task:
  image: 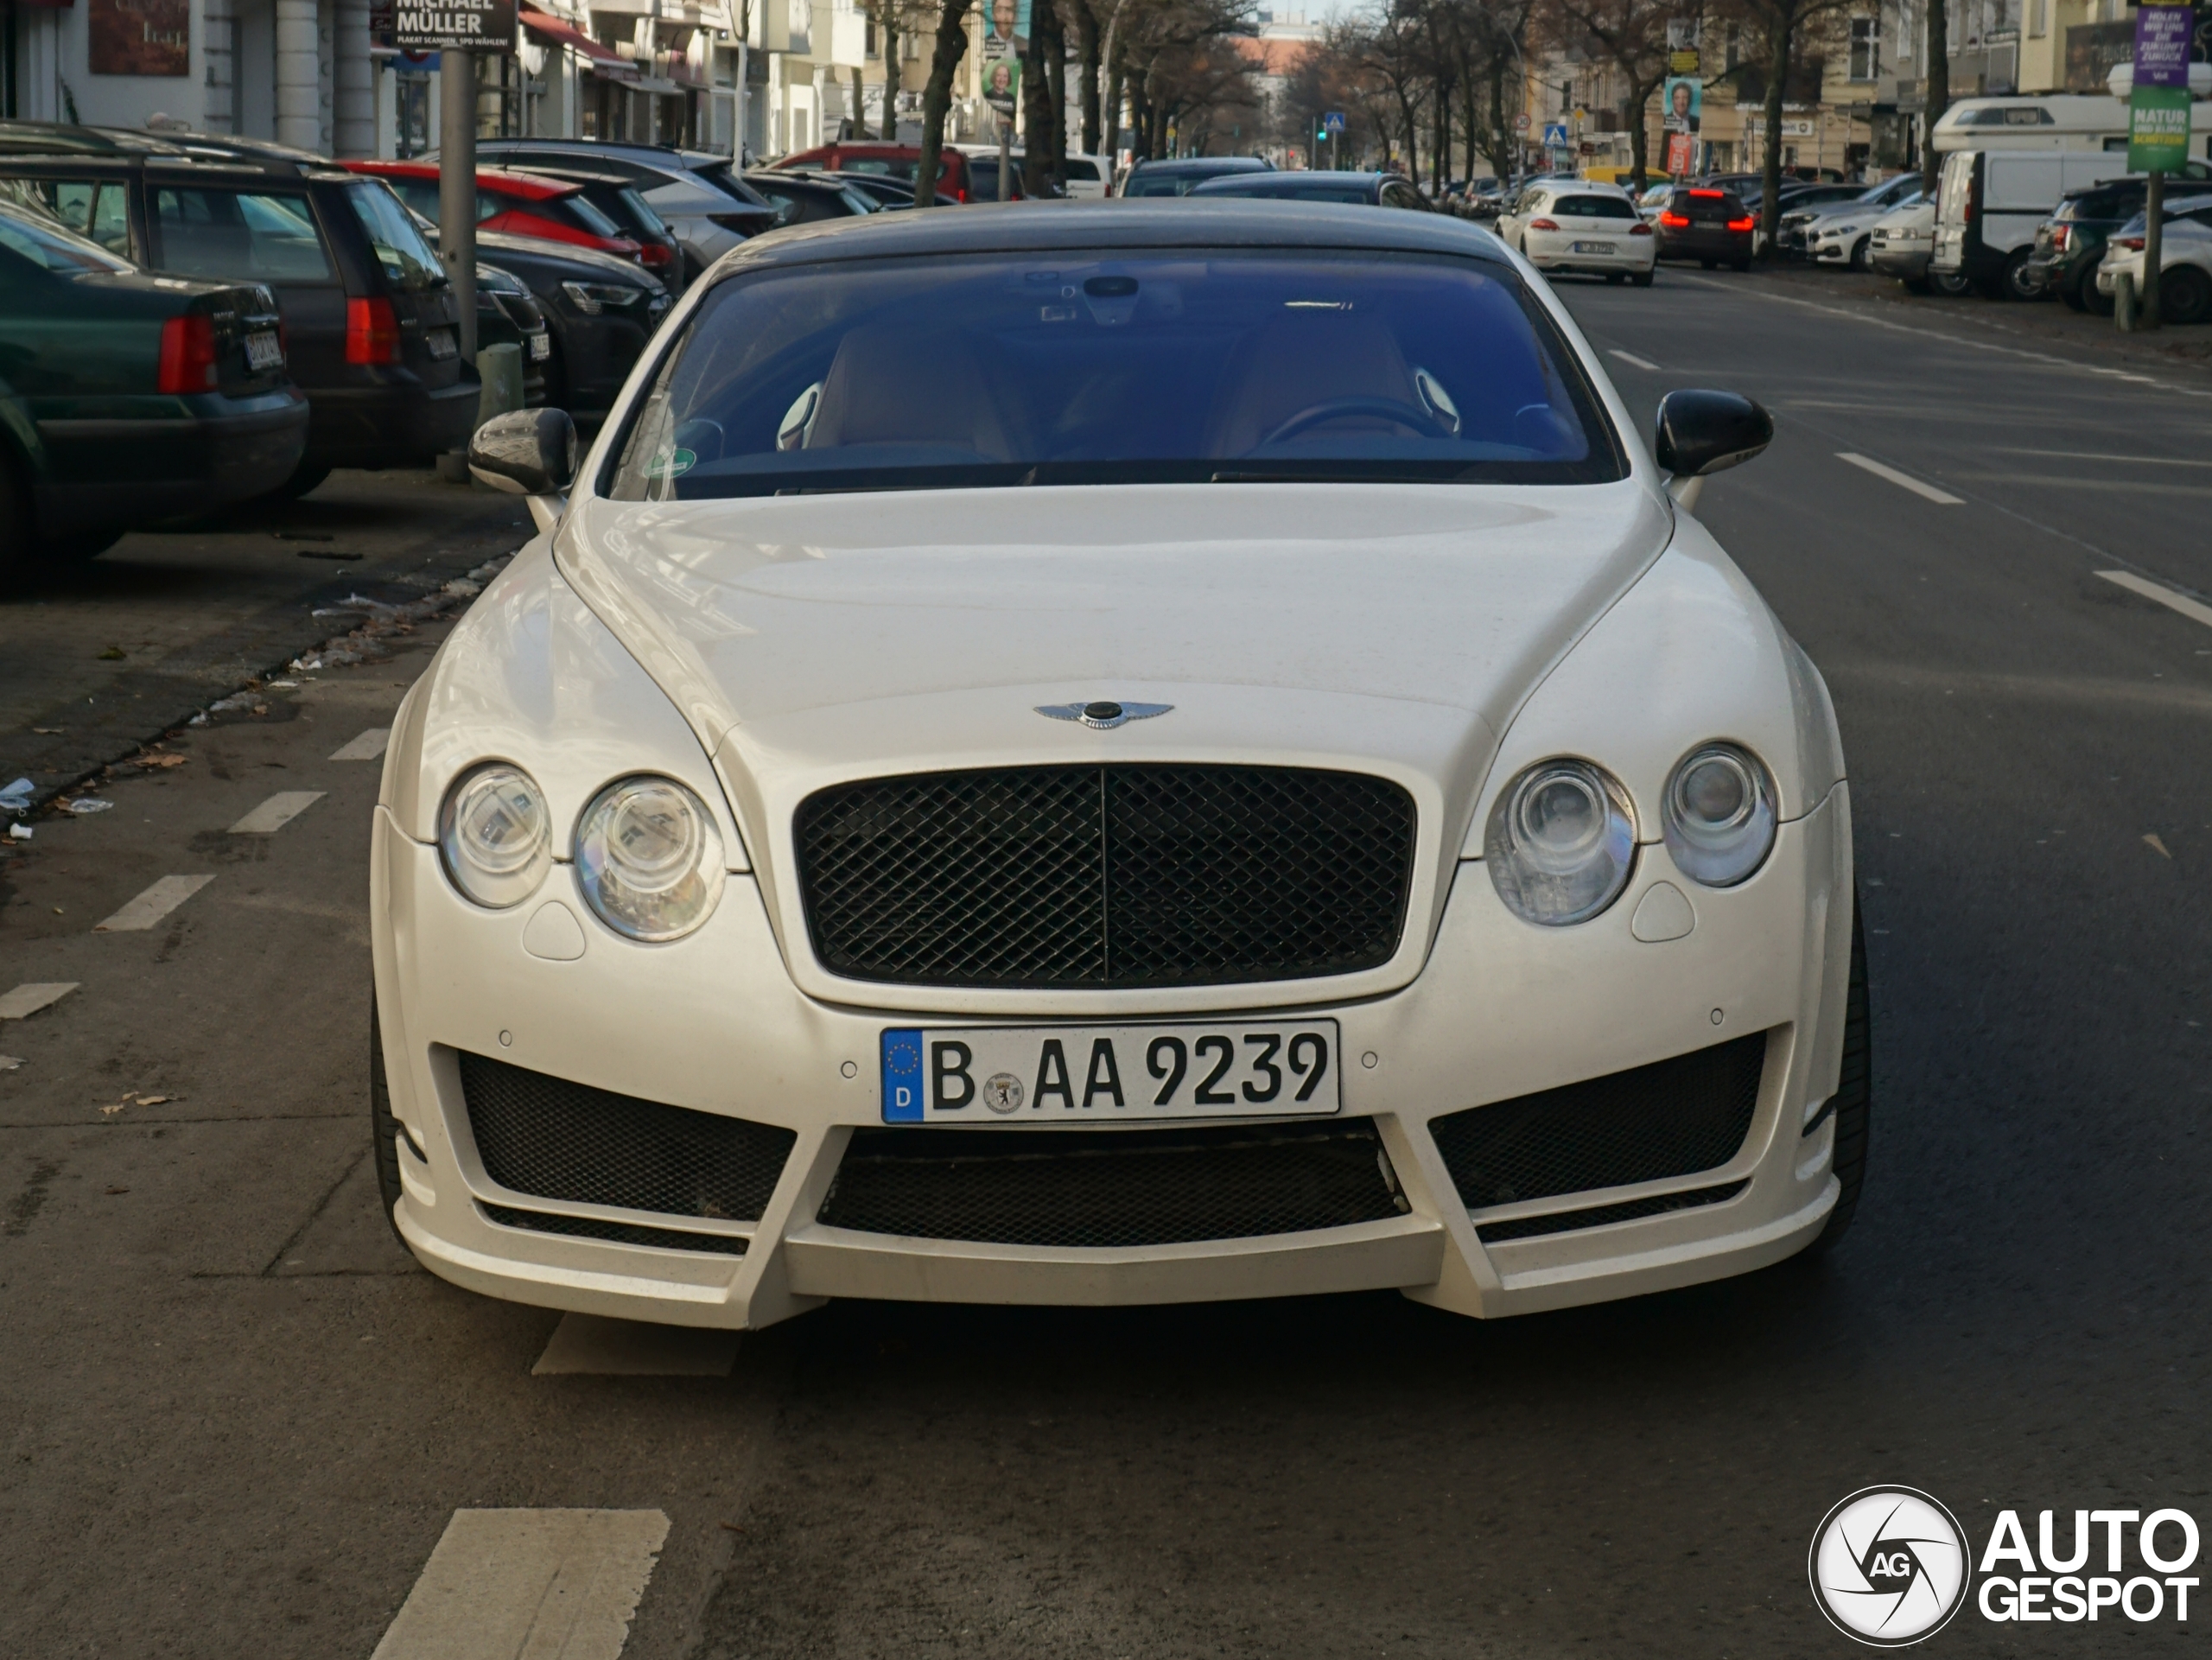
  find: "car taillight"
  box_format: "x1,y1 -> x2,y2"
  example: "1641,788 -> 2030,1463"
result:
1727,216 -> 1755,232
639,242 -> 672,267
156,313 -> 219,393
1689,188 -> 1724,198
345,296 -> 401,365
1658,211 -> 1689,229
2052,225 -> 2071,251
1528,217 -> 1560,232
956,187 -> 969,202
2118,235 -> 2146,251
1630,220 -> 1653,236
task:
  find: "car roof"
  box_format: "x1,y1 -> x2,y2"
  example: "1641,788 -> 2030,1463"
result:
716,199 -> 1505,271
1193,169 -> 1384,189
1125,156 -> 1271,173
1539,181 -> 1632,196
348,160 -> 583,199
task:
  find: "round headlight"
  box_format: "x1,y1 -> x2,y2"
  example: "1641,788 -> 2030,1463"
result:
1484,758 -> 1637,925
439,762 -> 553,908
1662,742 -> 1776,887
575,775 -> 726,941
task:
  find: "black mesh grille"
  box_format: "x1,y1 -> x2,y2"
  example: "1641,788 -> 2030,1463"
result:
459,1052 -> 796,1222
1431,1033 -> 1768,1212
795,765 -> 1415,989
818,1119 -> 1408,1246
1474,1180 -> 1748,1243
483,1203 -> 750,1255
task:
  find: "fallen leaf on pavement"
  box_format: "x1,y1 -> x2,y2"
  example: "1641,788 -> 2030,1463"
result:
2145,833 -> 2173,859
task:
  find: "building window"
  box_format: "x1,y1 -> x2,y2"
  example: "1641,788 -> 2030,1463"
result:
1849,16 -> 1880,79
2028,0 -> 2048,35
1724,22 -> 1742,70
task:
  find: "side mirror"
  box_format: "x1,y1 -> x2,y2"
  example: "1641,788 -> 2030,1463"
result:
469,407 -> 576,500
1653,389 -> 1771,510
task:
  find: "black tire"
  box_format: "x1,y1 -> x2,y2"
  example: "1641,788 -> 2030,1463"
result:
2061,277 -> 2088,312
370,1002 -> 406,1243
2084,283 -> 2116,317
1732,259 -> 1751,273
1902,275 -> 1933,295
1847,235 -> 1871,271
274,461 -> 333,500
2160,264 -> 2212,326
1932,270 -> 1975,298
1807,895 -> 1872,1250
1999,246 -> 2041,302
1700,258 -> 1716,270
1631,269 -> 1655,288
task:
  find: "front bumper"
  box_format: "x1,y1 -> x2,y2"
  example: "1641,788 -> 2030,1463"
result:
372,777 -> 1854,1328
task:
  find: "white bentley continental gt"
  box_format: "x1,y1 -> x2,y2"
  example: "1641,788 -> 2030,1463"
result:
370,201 -> 1867,1331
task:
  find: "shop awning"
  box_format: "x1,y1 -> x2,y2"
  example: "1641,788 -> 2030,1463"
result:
518,8 -> 639,76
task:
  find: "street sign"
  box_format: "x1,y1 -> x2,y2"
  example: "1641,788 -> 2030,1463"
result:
375,0 -> 514,53
2129,0 -> 2192,172
1514,112 -> 1529,132
1542,122 -> 1568,147
1321,111 -> 1346,134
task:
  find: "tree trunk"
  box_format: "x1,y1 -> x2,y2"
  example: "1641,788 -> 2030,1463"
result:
1104,58 -> 1123,163
880,12 -> 901,139
849,65 -> 864,140
1759,8 -> 1794,251
1923,0 -> 1949,172
1075,0 -> 1100,156
1431,75 -> 1450,193
1046,0 -> 1068,176
1127,73 -> 1148,161
1021,0 -> 1055,194
914,0 -> 975,210
1625,77 -> 1649,194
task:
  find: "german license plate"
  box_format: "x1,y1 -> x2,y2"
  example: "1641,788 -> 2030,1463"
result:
426,328 -> 458,359
881,1021 -> 1341,1124
528,329 -> 551,360
244,330 -> 283,371
1571,240 -> 1616,254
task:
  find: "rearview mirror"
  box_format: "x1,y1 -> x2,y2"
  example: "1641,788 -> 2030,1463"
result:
1653,390 -> 1772,502
468,408 -> 577,499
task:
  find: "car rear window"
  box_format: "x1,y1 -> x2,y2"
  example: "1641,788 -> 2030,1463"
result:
154,187 -> 333,281
1671,190 -> 1745,215
607,248 -> 1621,499
0,199 -> 135,274
837,156 -> 909,178
1553,194 -> 1637,219
618,187 -> 671,235
1205,183 -> 1372,203
1122,173 -> 1193,197
1064,159 -> 1101,181
3,178 -> 132,256
346,180 -> 443,291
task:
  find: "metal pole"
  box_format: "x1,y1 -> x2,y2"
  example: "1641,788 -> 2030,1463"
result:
999,112 -> 1011,200
2143,167 -> 2164,330
441,48 -> 478,361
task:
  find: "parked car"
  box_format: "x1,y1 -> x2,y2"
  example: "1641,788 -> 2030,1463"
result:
0,195 -> 308,578
410,200 -> 1862,1334
1117,156 -> 1273,196
477,163 -> 686,292
2024,169 -> 2212,312
1648,185 -> 1752,270
1061,152 -> 1114,200
1495,181 -> 1654,278
1867,199 -> 1972,295
0,124 -> 477,496
743,171 -> 881,224
775,170 -> 959,210
1773,181 -> 1885,252
407,210 -> 671,423
475,139 -> 774,281
955,148 -> 1035,202
342,161 -> 645,267
769,142 -> 980,203
1931,148 -> 2212,298
472,262 -> 551,404
1789,174 -> 1922,265
2094,195 -> 2212,323
1190,170 -> 1437,212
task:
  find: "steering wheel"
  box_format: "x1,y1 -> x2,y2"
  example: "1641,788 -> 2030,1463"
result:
1254,396 -> 1456,450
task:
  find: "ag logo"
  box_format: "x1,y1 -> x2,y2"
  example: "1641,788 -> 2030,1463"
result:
1809,1487 -> 1971,1646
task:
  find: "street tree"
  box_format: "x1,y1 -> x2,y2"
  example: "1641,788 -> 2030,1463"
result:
1532,0 -> 1673,192
1719,0 -> 1852,245
913,0 -> 977,208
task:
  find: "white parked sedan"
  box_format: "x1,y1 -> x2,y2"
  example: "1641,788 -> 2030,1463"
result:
373,202 -> 1866,1333
1497,182 -> 1659,284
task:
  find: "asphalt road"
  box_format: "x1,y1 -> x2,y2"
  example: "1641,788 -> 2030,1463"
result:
4,270 -> 2211,1660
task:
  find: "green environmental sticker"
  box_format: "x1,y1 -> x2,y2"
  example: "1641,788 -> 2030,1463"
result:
646,447 -> 696,480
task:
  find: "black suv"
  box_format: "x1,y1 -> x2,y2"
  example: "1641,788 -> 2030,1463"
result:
0,123 -> 479,493
2024,164 -> 2212,313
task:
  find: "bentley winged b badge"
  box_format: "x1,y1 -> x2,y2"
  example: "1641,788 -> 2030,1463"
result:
1034,700 -> 1174,731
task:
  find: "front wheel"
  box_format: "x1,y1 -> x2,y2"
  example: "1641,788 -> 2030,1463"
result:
1807,895 -> 1872,1250
2161,264 -> 2212,326
1931,269 -> 1975,297
1847,236 -> 1871,271
1999,247 -> 2042,302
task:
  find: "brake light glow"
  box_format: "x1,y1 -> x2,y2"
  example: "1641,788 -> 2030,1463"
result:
2117,234 -> 2146,251
156,313 -> 219,393
1630,221 -> 1653,236
1528,217 -> 1561,232
1689,188 -> 1725,198
345,296 -> 401,365
1658,211 -> 1689,229
1727,216 -> 1756,232
638,242 -> 673,268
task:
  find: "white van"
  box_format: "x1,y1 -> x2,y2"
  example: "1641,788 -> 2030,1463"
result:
1931,95 -> 2212,158
1931,145 -> 2212,295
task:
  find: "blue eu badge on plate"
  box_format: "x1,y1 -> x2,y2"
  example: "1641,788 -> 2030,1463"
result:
881,1029 -> 925,1123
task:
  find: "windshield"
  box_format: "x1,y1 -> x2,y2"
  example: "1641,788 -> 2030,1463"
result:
607,249 -> 1620,500
346,180 -> 444,289
556,190 -> 624,238
0,196 -> 136,273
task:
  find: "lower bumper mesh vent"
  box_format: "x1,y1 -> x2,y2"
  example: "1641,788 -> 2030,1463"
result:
818,1119 -> 1408,1248
458,1051 -> 795,1223
1431,1033 -> 1768,1213
483,1203 -> 749,1255
1474,1180 -> 1748,1243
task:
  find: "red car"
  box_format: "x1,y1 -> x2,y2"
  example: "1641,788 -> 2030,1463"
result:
340,161 -> 645,264
769,143 -> 987,204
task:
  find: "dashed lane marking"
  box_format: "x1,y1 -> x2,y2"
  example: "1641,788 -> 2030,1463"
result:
1837,451 -> 1965,505
2097,569 -> 2212,630
0,983 -> 78,1021
330,728 -> 391,761
533,1313 -> 741,1377
369,1509 -> 670,1660
94,875 -> 214,933
1607,347 -> 1662,371
228,791 -> 326,835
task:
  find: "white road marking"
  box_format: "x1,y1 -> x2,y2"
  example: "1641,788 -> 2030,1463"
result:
1607,347 -> 1662,371
0,983 -> 78,1021
369,1509 -> 669,1660
330,727 -> 391,761
1836,452 -> 1965,505
2097,569 -> 2212,630
533,1313 -> 741,1377
228,791 -> 326,835
94,875 -> 214,932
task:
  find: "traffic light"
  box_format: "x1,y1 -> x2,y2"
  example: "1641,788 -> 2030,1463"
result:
1317,128 -> 1328,143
